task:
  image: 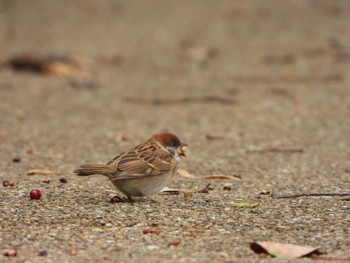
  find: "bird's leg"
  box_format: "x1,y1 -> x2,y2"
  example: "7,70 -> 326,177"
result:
123,195 -> 135,203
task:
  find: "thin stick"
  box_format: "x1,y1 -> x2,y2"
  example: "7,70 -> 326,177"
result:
124,95 -> 235,105
247,147 -> 304,154
230,74 -> 343,83
273,192 -> 350,199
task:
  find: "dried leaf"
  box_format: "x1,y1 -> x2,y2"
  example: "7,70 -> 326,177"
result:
231,202 -> 259,208
26,169 -> 55,176
160,187 -> 182,195
250,241 -> 321,259
202,175 -> 236,180
5,52 -> 92,77
177,169 -> 197,179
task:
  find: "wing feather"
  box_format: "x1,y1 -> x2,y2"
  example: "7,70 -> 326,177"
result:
107,143 -> 174,180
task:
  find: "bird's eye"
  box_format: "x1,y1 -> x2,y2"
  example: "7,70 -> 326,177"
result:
172,142 -> 178,147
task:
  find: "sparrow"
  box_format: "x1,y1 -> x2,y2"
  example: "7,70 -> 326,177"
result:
74,132 -> 188,201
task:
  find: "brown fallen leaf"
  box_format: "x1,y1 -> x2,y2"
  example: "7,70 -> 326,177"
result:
177,169 -> 197,179
250,241 -> 321,259
5,52 -> 92,77
202,175 -> 237,180
26,169 -> 56,176
177,169 -> 241,180
159,187 -> 182,195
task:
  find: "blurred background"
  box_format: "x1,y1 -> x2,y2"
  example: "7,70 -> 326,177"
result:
0,0 -> 349,177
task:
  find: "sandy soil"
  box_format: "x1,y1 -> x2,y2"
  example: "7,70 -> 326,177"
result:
0,0 -> 349,262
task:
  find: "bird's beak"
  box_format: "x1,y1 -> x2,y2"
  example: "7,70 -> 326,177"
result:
177,143 -> 189,157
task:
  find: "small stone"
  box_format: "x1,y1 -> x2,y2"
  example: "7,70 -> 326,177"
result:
259,190 -> 272,195
38,250 -> 47,256
59,178 -> 68,183
147,245 -> 159,251
70,249 -> 77,256
3,180 -> 15,187
102,255 -> 110,260
26,148 -> 33,154
42,178 -> 50,184
143,227 -> 161,234
223,183 -> 232,191
168,240 -> 181,246
12,157 -> 21,163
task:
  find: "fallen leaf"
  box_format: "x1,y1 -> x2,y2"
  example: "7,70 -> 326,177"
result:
5,52 -> 92,77
159,187 -> 182,195
231,202 -> 259,208
202,175 -> 236,180
177,169 -> 197,179
26,169 -> 55,176
250,241 -> 321,259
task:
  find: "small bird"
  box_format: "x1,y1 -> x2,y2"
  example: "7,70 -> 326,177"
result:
74,132 -> 188,201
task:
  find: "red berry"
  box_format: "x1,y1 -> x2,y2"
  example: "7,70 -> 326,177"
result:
30,189 -> 42,200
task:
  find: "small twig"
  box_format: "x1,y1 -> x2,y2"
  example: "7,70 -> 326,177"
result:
124,95 -> 235,105
196,183 -> 214,194
273,192 -> 350,199
247,147 -> 304,154
230,74 -> 343,83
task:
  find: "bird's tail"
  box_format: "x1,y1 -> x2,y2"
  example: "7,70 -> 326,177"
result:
74,164 -> 115,176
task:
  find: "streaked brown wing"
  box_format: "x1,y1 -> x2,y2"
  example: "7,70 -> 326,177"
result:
108,143 -> 173,180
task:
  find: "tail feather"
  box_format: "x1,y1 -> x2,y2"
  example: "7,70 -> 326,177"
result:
74,164 -> 115,176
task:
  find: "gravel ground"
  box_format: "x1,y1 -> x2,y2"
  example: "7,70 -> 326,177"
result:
1,0 -> 350,262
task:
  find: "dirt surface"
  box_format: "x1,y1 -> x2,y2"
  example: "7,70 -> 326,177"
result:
1,0 -> 350,262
